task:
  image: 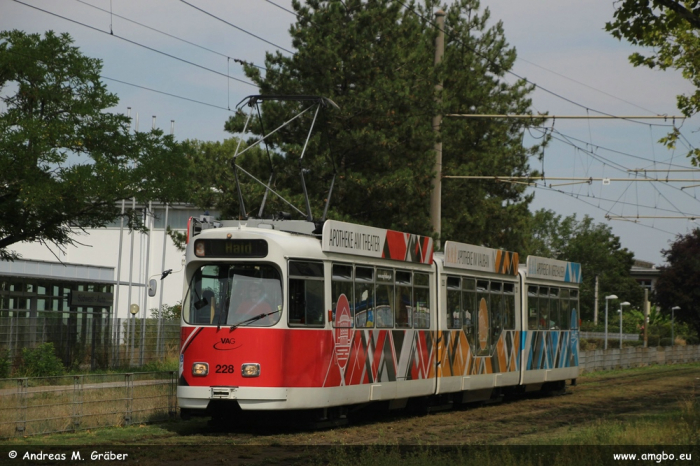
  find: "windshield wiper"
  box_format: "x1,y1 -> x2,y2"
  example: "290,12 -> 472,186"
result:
216,305 -> 229,331
230,307 -> 281,329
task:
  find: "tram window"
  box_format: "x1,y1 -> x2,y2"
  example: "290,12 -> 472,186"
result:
527,285 -> 538,330
447,276 -> 461,329
503,283 -> 515,330
185,264 -> 225,325
227,265 -> 282,327
396,270 -> 412,328
333,264 -> 353,280
462,279 -> 476,346
332,263 -> 353,327
549,288 -> 561,329
376,269 -> 394,328
288,261 -> 325,327
413,272 -> 430,329
560,290 -> 571,330
290,261 -> 323,278
355,267 -> 375,328
183,264 -> 282,327
475,281 -> 490,355
570,289 -> 580,330
538,287 -> 551,329
490,281 -> 503,344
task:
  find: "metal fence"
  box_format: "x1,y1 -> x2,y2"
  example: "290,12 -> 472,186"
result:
0,372 -> 176,438
0,310 -> 180,371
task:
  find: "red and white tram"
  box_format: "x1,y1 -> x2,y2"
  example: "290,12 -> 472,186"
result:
177,218 -> 581,422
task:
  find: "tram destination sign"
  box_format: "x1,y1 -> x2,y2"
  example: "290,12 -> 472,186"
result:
322,220 -> 433,264
443,241 -> 519,276
526,255 -> 582,283
194,239 -> 268,258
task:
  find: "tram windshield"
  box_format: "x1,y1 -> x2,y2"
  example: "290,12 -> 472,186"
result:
183,263 -> 282,327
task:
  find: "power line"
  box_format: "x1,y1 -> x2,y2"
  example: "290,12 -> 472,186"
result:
514,56 -> 662,116
394,1 -> 674,127
534,127 -> 693,170
101,76 -> 233,112
178,0 -> 294,55
530,127 -> 700,212
75,0 -> 267,71
533,185 -> 679,235
2,46 -> 234,114
262,0 -> 299,18
447,114 -> 682,120
12,0 -> 257,87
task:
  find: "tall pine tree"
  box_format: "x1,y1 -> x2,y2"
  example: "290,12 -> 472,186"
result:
225,0 -> 544,251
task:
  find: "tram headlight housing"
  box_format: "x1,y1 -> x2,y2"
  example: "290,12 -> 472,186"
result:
192,362 -> 209,377
241,363 -> 260,378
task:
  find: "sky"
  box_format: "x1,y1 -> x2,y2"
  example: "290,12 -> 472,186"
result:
2,0 -> 699,266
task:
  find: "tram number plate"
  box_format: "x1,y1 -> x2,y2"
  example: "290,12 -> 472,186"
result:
215,364 -> 235,373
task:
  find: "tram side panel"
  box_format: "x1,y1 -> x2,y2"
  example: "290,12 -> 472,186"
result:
434,244 -> 523,399
325,259 -> 439,404
519,256 -> 581,388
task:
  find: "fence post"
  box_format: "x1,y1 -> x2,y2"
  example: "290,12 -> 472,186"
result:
15,378 -> 27,436
168,371 -> 176,419
72,375 -> 83,431
124,373 -> 133,426
156,318 -> 162,361
8,316 -> 14,361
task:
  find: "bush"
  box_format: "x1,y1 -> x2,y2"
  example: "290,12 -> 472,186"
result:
18,342 -> 65,377
580,339 -> 601,350
0,348 -> 11,378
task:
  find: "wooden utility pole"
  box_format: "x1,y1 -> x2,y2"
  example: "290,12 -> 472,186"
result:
594,275 -> 599,325
430,10 -> 445,249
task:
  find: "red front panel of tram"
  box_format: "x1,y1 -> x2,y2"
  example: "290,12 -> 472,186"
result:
180,327 -> 437,388
181,327 -> 334,387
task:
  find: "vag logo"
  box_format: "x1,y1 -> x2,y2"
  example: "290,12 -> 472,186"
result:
213,337 -> 242,351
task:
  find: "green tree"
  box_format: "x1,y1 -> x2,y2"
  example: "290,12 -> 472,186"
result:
150,302 -> 182,321
606,1 -> 700,164
654,228 -> 700,336
185,138 -> 278,219
0,30 -> 190,260
225,0 -> 543,250
526,209 -> 644,320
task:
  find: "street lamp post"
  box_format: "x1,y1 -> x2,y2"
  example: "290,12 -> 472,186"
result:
605,294 -> 618,350
671,306 -> 680,347
619,301 -> 630,349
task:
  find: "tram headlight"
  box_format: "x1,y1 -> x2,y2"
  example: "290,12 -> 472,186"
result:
194,240 -> 205,257
241,363 -> 260,378
192,362 -> 209,376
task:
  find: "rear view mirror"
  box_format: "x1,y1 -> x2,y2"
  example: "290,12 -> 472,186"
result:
148,279 -> 157,297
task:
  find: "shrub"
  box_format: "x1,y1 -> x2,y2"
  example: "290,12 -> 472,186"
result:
0,348 -> 11,378
18,342 -> 65,377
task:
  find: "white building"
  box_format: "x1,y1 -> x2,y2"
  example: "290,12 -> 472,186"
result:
3,204 -> 214,319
